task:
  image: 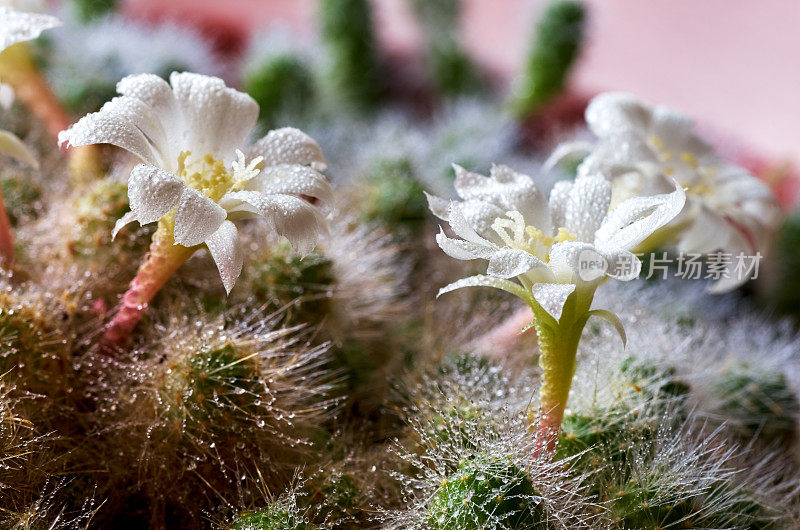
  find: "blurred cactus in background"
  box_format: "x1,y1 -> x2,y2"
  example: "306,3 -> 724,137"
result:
408,0 -> 485,98
243,53 -> 316,128
319,0 -> 385,113
510,0 -> 585,117
69,0 -> 118,23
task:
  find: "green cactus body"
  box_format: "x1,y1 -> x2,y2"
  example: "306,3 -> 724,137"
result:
0,175 -> 41,226
227,507 -> 309,530
70,0 -> 118,23
426,457 -> 548,529
243,55 -> 315,127
360,157 -> 427,231
711,365 -> 799,444
511,0 -> 585,117
319,0 -> 384,112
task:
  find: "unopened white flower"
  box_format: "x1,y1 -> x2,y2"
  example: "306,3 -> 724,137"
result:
429,164 -> 685,319
59,72 -> 333,293
548,92 -> 782,292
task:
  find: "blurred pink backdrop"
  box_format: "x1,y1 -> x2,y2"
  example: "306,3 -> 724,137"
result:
122,0 -> 800,168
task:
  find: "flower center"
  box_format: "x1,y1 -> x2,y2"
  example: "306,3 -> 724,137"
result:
176,150 -> 263,202
491,211 -> 575,261
647,135 -> 701,176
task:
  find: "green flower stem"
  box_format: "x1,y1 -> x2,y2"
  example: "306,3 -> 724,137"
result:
0,187 -> 14,266
528,285 -> 595,456
100,217 -> 195,352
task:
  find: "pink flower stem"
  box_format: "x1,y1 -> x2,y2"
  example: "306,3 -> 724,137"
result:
100,222 -> 194,352
0,187 -> 14,266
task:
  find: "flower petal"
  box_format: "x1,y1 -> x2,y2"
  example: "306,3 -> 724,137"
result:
600,249 -> 642,281
247,164 -> 333,207
531,283 -> 576,320
548,180 -> 573,229
435,228 -> 494,260
487,248 -> 543,279
564,175 -> 612,241
425,192 -> 451,221
58,96 -> 162,166
437,274 -> 529,300
220,190 -> 327,256
543,141 -> 594,173
173,187 -> 227,247
250,127 -> 327,171
548,241 -> 605,283
448,201 -> 497,247
585,92 -> 650,138
595,181 -> 686,250
127,164 -> 184,225
169,72 -> 258,161
0,6 -> 60,49
0,129 -> 38,168
111,210 -> 138,240
205,220 -> 243,294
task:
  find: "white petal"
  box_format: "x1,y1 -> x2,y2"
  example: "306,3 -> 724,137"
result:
247,164 -> 333,207
531,283 -> 576,320
547,241 -> 604,282
173,188 -> 227,247
0,82 -> 14,109
127,164 -> 184,224
205,220 -> 243,294
0,6 -> 60,50
577,133 -> 657,178
0,129 -> 38,168
564,175 -> 612,241
250,127 -> 327,170
58,96 -> 162,166
425,192 -> 451,221
651,104 -> 712,157
543,141 -> 594,173
221,190 -> 327,255
169,72 -> 258,161
437,274 -> 529,300
458,199 -> 507,243
548,180 -> 573,229
601,249 -> 642,281
448,201 -> 496,247
487,248 -> 543,279
585,92 -> 650,138
435,229 -> 494,260
596,181 -> 686,250
111,210 -> 138,240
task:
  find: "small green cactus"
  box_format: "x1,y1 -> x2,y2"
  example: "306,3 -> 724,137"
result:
0,292 -> 70,394
360,157 -> 427,232
159,344 -> 261,431
246,242 -> 335,324
510,0 -> 585,117
0,174 -> 42,226
770,210 -> 800,316
710,364 -> 799,444
227,495 -> 310,530
426,456 -> 548,529
59,75 -> 118,116
319,0 -> 385,112
66,180 -> 150,261
69,0 -> 117,23
243,54 -> 315,127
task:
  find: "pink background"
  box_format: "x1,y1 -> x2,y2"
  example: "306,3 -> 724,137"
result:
123,0 -> 800,168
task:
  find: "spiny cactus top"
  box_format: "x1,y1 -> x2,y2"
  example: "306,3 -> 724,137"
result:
0,2 -> 59,50
428,164 -> 685,320
58,72 -> 333,293
551,92 -> 782,292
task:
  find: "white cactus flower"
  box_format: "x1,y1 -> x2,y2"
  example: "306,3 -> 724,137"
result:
0,3 -> 58,168
547,92 -> 783,292
59,72 -> 333,293
0,3 -> 59,50
429,164 -> 685,319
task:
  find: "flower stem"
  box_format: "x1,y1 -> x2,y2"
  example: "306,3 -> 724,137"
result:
0,187 -> 14,266
0,43 -> 102,179
532,321 -> 581,456
100,221 -> 194,351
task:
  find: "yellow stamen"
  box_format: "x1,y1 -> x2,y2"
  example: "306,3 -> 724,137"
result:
680,151 -> 698,169
648,135 -> 665,150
